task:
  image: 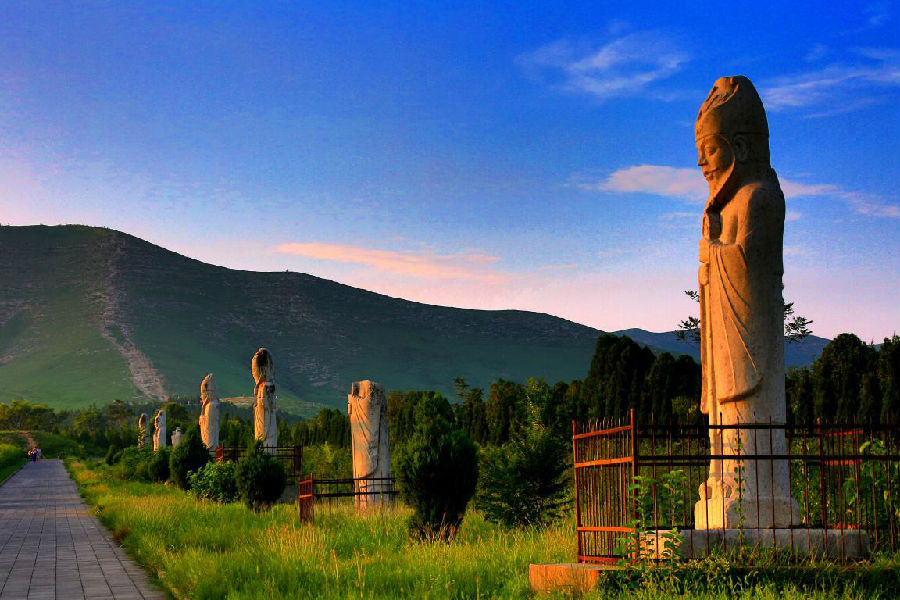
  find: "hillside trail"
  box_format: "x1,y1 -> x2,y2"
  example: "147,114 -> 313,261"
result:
15,430 -> 36,449
99,234 -> 167,402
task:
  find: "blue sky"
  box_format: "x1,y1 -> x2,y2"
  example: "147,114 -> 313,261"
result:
1,1 -> 898,341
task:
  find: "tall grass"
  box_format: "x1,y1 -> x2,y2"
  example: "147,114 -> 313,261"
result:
0,442 -> 25,482
67,460 -> 898,600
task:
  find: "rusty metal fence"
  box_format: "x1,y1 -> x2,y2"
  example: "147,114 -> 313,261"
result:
573,410 -> 900,562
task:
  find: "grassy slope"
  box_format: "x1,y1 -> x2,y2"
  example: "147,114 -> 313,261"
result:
0,226 -> 137,407
1,225 -> 599,413
68,460 -> 897,600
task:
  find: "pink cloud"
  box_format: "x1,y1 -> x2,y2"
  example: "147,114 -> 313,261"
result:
276,242 -> 507,283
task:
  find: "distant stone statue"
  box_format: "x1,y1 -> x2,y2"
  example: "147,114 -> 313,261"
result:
252,348 -> 277,452
137,413 -> 148,448
694,75 -> 798,529
171,426 -> 183,448
348,380 -> 392,508
199,373 -> 220,449
152,409 -> 166,451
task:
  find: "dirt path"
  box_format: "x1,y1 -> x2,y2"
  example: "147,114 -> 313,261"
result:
99,235 -> 168,402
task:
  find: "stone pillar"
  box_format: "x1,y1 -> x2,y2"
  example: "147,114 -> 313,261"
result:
693,75 -> 798,530
252,348 -> 277,452
199,373 -> 220,449
137,413 -> 148,448
152,410 -> 166,451
348,380 -> 392,508
171,427 -> 183,448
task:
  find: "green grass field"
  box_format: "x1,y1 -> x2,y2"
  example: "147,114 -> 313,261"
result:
67,459 -> 898,600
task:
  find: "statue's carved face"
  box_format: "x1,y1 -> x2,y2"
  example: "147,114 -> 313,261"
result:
696,134 -> 733,189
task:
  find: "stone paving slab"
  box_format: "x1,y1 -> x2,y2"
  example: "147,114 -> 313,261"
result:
0,460 -> 165,599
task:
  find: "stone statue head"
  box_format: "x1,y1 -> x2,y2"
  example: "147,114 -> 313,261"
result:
695,76 -> 771,207
201,373 -> 218,406
252,348 -> 274,385
138,413 -> 147,428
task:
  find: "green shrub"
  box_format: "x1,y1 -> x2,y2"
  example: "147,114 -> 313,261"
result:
189,460 -> 239,503
235,442 -> 286,510
104,444 -> 119,466
475,386 -> 569,527
169,427 -> 210,490
118,446 -> 152,481
147,447 -> 171,482
0,443 -> 22,469
397,394 -> 478,541
476,423 -> 568,527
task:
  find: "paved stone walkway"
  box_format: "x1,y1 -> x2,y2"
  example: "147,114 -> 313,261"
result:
0,460 -> 165,599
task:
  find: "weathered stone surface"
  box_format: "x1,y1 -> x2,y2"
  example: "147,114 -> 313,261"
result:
640,528 -> 870,560
199,373 -> 220,449
152,409 -> 166,451
171,426 -> 183,447
252,348 -> 277,451
695,75 -> 798,530
348,380 -> 392,508
137,413 -> 148,448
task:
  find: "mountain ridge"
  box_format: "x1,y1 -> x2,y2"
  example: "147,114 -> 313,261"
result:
0,225 -> 831,415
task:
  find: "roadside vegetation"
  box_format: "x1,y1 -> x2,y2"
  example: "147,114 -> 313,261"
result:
68,458 -> 898,600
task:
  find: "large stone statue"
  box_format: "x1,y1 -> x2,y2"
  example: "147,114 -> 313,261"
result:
137,413 -> 148,448
694,75 -> 797,529
348,380 -> 392,508
171,426 -> 183,448
252,348 -> 277,451
199,373 -> 220,449
152,409 -> 166,451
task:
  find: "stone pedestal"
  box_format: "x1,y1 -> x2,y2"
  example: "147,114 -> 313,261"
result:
528,563 -> 621,595
348,380 -> 392,509
640,528 -> 870,560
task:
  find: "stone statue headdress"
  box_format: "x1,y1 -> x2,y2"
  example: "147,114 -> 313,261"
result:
695,75 -> 774,212
695,75 -> 768,140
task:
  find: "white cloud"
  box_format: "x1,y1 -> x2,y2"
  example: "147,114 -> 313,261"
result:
518,31 -> 689,101
761,48 -> 899,114
578,165 -> 898,218
577,165 -> 705,199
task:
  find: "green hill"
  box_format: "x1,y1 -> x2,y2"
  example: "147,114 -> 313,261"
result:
0,225 -> 601,415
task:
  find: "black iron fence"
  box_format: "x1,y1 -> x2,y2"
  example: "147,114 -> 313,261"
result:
573,410 -> 900,563
215,445 -> 303,482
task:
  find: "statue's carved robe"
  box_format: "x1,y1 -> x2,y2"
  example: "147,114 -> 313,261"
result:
701,179 -> 785,416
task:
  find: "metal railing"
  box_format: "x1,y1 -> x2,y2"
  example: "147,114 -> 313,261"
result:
573,410 -> 900,563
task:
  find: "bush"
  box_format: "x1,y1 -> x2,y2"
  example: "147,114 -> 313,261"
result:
476,422 -> 568,527
147,447 -> 171,482
235,442 -> 286,510
169,427 -> 210,490
104,444 -> 120,466
117,446 -> 152,481
397,394 -> 478,541
189,461 -> 239,503
0,443 -> 22,469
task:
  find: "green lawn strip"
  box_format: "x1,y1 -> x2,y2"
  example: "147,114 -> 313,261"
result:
66,459 -> 568,599
65,459 -> 900,600
0,459 -> 25,485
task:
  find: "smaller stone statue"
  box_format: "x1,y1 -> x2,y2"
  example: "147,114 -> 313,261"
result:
251,348 -> 277,452
171,426 -> 183,448
348,380 -> 392,508
152,409 -> 166,451
137,413 -> 148,448
199,373 -> 220,449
